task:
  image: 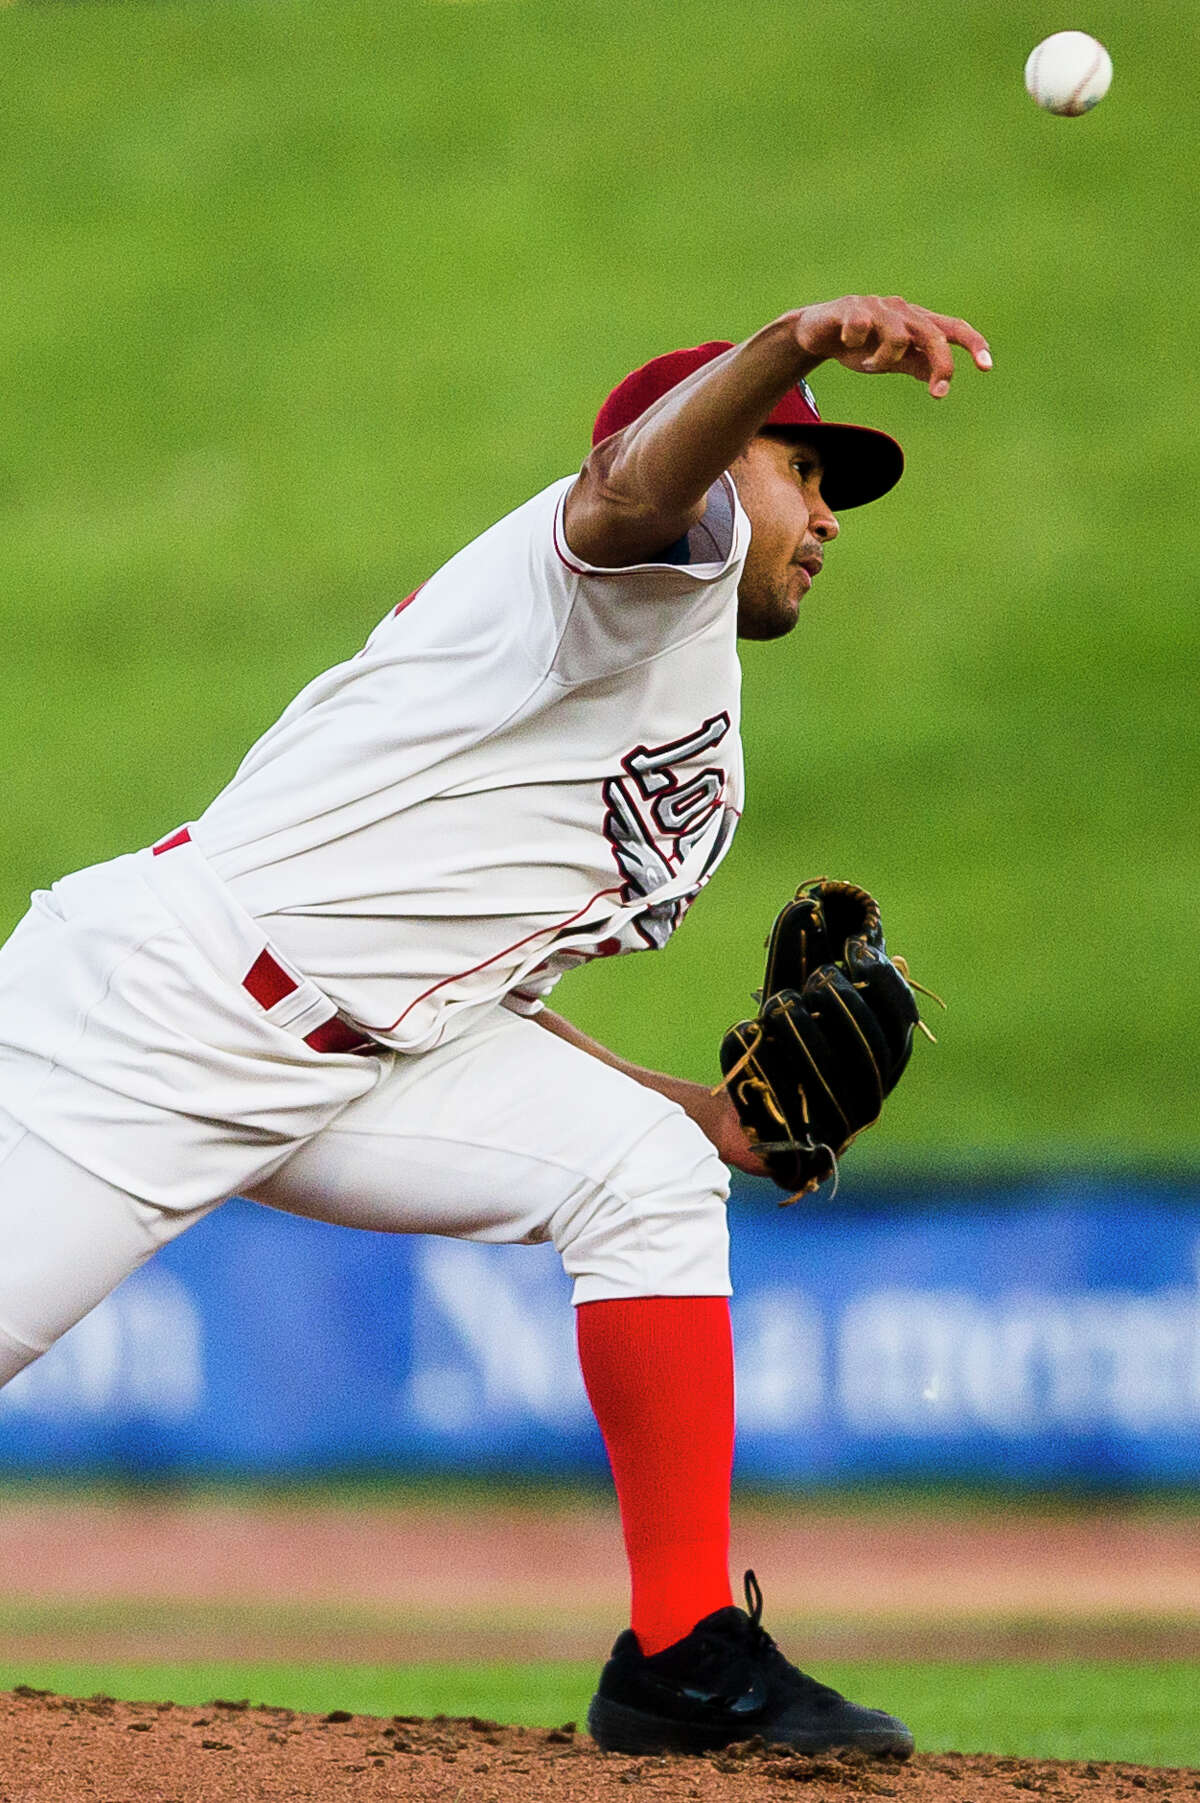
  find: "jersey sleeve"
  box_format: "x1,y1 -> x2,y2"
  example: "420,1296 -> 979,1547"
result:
551,474 -> 743,593
542,474 -> 747,683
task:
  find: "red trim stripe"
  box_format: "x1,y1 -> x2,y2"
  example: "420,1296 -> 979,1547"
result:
552,495 -> 593,577
241,951 -> 376,1054
242,949 -> 299,1011
393,581 -> 426,617
152,826 -> 192,856
381,882 -> 625,1033
303,1016 -> 376,1056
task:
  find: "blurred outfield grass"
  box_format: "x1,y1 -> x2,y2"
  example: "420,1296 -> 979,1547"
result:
0,0 -> 1195,1170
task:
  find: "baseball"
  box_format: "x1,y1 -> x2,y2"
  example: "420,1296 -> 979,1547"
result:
1024,31 -> 1112,115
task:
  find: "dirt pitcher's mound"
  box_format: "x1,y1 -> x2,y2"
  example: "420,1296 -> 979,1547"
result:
0,1689 -> 1193,1802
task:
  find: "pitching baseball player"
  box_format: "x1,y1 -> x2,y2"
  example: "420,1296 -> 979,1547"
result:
0,295 -> 990,1757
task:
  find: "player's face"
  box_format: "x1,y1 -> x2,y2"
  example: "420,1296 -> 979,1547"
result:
733,434 -> 839,641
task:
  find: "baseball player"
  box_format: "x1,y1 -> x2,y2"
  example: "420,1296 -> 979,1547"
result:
0,295 -> 990,1757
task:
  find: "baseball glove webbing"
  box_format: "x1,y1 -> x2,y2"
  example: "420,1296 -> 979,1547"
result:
717,879 -> 942,1203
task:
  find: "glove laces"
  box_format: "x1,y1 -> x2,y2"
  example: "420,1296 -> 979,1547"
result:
891,954 -> 946,1044
711,1026 -> 839,1205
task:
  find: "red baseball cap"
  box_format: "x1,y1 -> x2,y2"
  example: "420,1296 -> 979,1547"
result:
592,341 -> 904,510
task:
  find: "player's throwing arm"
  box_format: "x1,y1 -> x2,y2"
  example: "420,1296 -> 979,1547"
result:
566,295 -> 991,569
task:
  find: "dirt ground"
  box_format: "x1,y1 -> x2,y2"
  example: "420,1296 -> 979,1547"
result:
3,1689 -> 1198,1803
1,1494 -> 1198,1799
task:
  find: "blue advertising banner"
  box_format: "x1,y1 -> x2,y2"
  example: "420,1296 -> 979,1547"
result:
2,1177 -> 1198,1485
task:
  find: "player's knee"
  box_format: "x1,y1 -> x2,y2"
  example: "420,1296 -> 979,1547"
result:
552,1106 -> 731,1304
0,1321 -> 41,1389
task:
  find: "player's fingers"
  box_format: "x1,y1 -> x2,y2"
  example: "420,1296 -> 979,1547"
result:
837,305 -> 876,352
928,311 -> 993,372
879,301 -> 992,390
909,324 -> 958,398
861,335 -> 911,373
879,301 -> 982,395
859,307 -> 914,373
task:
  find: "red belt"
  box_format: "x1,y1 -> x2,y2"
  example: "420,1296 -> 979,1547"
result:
152,828 -> 381,1057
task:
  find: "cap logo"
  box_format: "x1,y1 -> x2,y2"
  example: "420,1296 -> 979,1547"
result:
798,376 -> 819,417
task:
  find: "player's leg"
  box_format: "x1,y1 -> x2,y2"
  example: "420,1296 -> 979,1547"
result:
0,859 -> 364,1390
249,1004 -> 737,1648
0,876 -> 224,1385
0,1110 -> 218,1387
251,1006 -> 913,1759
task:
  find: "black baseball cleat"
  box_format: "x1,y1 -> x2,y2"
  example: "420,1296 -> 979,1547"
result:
588,1570 -> 915,1759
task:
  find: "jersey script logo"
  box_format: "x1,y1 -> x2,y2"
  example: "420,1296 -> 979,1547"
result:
603,713 -> 733,948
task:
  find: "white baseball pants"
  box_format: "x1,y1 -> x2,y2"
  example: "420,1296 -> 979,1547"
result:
0,850 -> 730,1390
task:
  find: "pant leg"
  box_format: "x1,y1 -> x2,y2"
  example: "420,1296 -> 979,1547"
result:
0,867 -> 379,1215
252,1006 -> 739,1649
0,1109 -> 217,1387
251,1007 -> 732,1302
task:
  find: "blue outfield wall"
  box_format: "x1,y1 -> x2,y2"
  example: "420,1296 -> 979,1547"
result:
2,1177 -> 1199,1485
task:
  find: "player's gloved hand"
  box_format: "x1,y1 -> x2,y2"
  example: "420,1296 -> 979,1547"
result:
718,880 -> 935,1201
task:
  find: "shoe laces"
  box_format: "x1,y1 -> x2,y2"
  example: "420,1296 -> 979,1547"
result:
739,1570 -> 842,1703
741,1568 -> 786,1664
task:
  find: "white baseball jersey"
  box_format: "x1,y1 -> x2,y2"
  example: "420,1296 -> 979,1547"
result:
188,471 -> 750,1053
0,469 -> 745,1314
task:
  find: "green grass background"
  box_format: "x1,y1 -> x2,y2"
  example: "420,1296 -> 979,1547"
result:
0,0 -> 1195,1172
2,1658 -> 1197,1767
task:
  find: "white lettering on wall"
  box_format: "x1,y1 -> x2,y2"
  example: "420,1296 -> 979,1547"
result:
408,1241 -> 587,1429
837,1251 -> 1200,1436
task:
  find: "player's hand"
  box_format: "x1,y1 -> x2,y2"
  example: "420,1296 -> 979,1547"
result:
789,296 -> 992,398
710,1089 -> 773,1179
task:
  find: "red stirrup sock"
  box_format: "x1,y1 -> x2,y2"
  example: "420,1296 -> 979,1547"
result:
576,1295 -> 735,1656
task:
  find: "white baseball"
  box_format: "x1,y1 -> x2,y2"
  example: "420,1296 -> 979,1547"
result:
1024,31 -> 1113,115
